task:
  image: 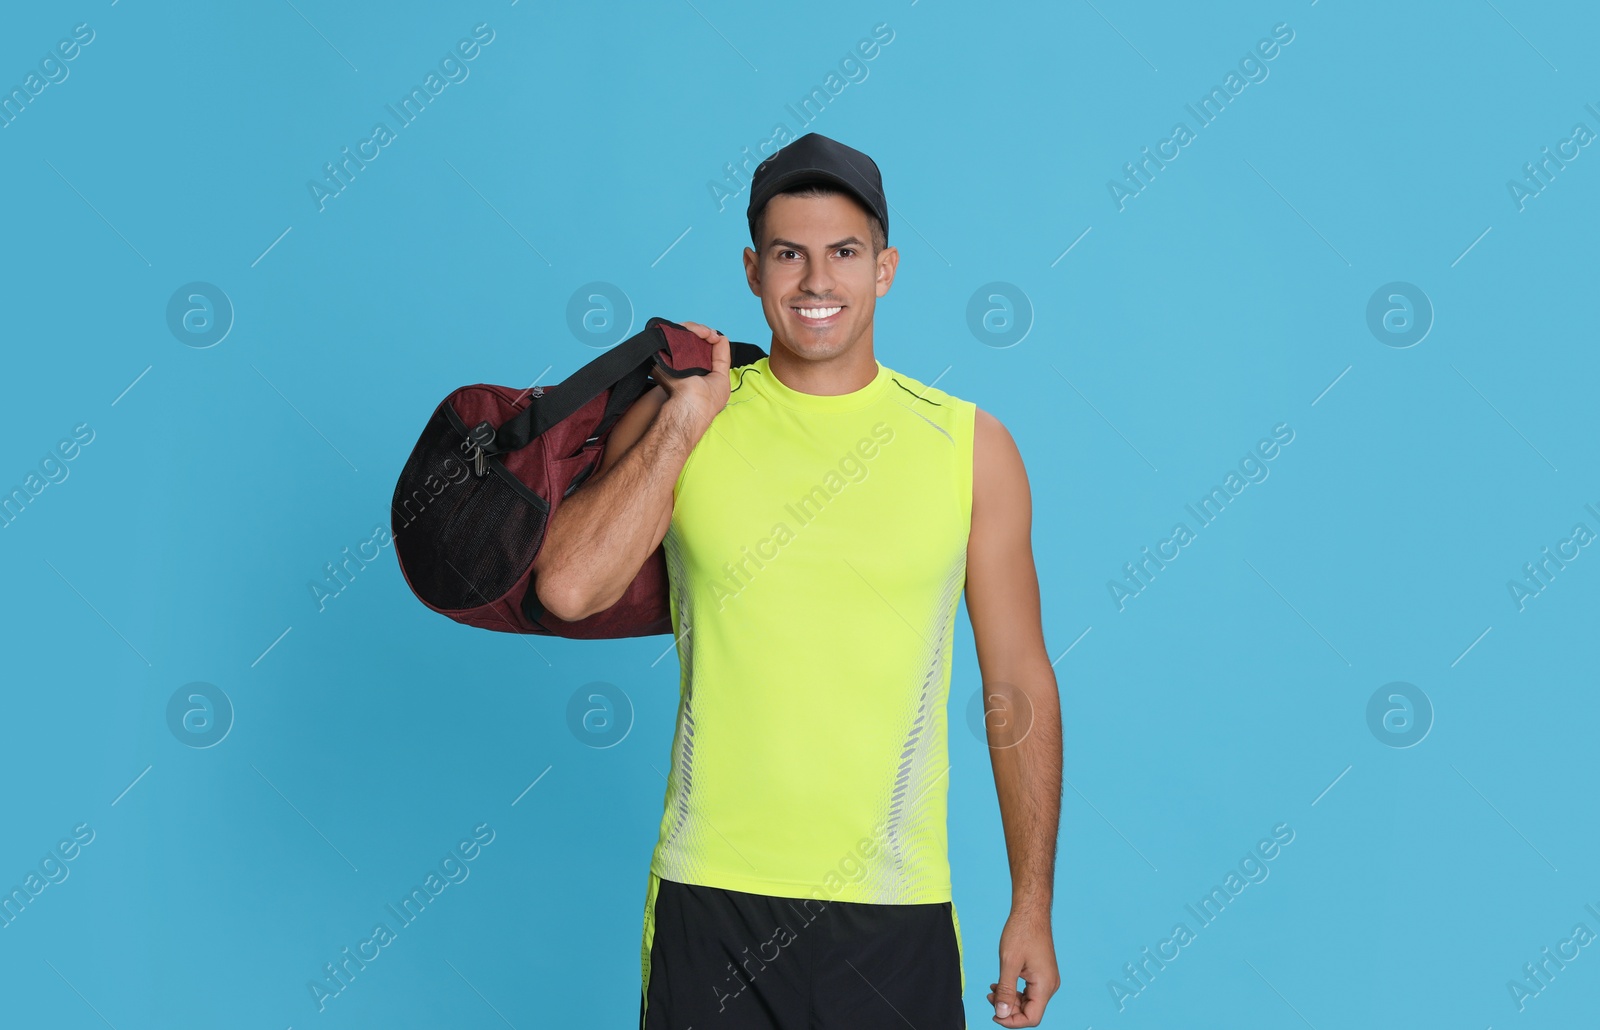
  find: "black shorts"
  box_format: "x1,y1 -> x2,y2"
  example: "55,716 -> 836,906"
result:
639,871 -> 967,1029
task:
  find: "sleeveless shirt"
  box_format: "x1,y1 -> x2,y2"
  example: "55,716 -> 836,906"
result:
647,354 -> 976,906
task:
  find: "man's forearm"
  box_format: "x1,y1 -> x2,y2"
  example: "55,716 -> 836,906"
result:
535,399 -> 705,620
987,670 -> 1064,916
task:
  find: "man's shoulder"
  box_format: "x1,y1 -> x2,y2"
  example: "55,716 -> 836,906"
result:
879,363 -> 977,424
725,355 -> 768,396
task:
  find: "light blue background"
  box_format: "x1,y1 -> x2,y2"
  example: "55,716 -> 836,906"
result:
1,1 -> 1596,1027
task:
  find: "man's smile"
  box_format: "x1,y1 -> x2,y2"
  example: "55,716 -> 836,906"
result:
792,303 -> 845,328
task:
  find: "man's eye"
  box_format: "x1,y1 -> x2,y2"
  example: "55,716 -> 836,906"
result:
837,248 -> 855,258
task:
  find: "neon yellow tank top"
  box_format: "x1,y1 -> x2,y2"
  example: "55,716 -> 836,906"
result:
649,354 -> 975,905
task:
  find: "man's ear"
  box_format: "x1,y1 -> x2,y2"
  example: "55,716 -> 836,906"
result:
744,246 -> 762,296
874,245 -> 899,298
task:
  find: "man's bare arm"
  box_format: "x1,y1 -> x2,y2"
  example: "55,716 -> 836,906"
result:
530,324 -> 731,622
965,407 -> 1062,1027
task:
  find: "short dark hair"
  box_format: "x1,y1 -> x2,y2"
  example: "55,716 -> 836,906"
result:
750,183 -> 886,256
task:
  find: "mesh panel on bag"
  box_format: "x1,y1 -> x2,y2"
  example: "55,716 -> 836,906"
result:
392,403 -> 548,613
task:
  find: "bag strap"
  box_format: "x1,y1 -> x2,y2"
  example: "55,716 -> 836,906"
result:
728,340 -> 767,368
487,317 -> 714,454
591,337 -> 768,441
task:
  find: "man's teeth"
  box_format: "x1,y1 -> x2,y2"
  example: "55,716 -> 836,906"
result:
797,306 -> 842,319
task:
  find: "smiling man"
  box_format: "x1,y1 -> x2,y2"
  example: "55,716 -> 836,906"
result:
529,133 -> 1062,1027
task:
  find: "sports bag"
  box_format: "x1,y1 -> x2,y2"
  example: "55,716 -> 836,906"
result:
390,316 -> 765,638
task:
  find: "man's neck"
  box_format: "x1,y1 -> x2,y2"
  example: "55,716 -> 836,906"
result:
765,336 -> 878,396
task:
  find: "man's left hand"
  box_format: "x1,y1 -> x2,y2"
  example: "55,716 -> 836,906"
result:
987,908 -> 1059,1026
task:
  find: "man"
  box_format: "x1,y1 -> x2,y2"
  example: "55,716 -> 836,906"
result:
531,133 -> 1061,1027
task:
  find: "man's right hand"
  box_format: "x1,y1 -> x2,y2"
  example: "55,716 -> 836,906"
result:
654,321 -> 732,432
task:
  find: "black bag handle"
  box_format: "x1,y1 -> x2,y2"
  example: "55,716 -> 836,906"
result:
486,317 -> 765,454
486,317 -> 670,453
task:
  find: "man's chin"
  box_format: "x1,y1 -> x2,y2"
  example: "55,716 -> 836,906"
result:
776,331 -> 848,358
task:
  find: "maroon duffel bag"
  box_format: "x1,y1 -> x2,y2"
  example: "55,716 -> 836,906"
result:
390,316 -> 764,637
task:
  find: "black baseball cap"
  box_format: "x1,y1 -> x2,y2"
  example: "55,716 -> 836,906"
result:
746,133 -> 888,247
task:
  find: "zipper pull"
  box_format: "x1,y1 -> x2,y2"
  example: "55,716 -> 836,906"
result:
469,421 -> 496,477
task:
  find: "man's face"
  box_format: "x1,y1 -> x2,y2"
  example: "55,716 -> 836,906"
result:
744,192 -> 898,363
